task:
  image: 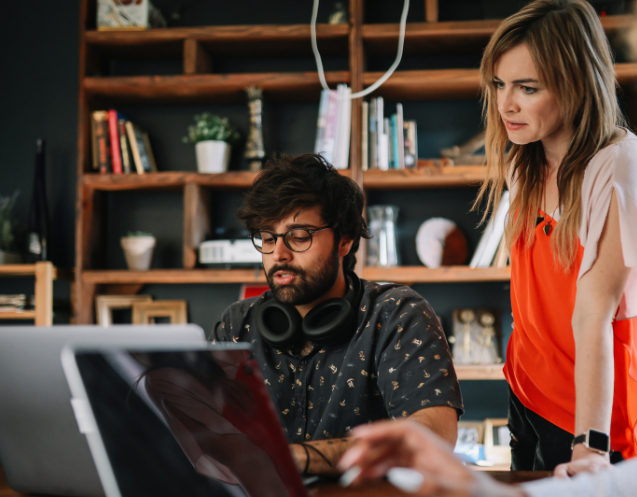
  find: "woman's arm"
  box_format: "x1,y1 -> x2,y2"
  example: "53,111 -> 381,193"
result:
555,192 -> 631,477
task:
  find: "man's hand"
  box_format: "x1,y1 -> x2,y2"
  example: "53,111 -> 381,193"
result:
290,438 -> 355,475
553,444 -> 611,478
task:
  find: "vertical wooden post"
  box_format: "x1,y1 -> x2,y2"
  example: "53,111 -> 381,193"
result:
183,183 -> 211,269
34,261 -> 54,326
425,0 -> 439,22
183,38 -> 213,75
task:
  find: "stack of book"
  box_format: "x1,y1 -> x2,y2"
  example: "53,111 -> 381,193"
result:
361,97 -> 418,171
469,190 -> 511,268
0,294 -> 31,312
314,84 -> 352,169
91,110 -> 158,174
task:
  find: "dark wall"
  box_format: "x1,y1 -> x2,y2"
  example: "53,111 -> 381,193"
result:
0,1 -> 510,419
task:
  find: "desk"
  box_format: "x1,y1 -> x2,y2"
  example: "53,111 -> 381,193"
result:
0,464 -> 551,497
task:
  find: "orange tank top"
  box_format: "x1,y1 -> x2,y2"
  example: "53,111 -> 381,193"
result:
505,212 -> 637,460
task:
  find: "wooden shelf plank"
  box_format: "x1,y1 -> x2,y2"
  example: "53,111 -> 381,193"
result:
364,63 -> 637,101
82,269 -> 266,284
86,24 -> 349,58
0,310 -> 37,320
364,69 -> 481,100
455,364 -> 505,380
362,266 -> 511,284
364,165 -> 488,189
82,171 -> 259,191
363,15 -> 632,55
82,169 -> 352,191
0,264 -> 58,279
84,71 -> 350,104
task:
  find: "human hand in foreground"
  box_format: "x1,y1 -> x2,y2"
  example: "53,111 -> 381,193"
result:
337,420 -> 524,497
553,444 -> 611,478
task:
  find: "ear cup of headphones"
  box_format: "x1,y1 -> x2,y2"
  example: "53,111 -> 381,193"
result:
302,298 -> 354,344
255,299 -> 304,349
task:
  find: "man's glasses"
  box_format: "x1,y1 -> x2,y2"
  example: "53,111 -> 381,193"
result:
251,226 -> 331,254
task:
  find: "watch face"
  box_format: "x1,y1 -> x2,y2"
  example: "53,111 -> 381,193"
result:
588,430 -> 609,451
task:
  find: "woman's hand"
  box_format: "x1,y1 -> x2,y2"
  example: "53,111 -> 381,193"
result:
553,445 -> 611,478
337,420 -> 524,497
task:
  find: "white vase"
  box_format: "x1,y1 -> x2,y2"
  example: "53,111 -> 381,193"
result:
120,236 -> 156,271
195,140 -> 230,174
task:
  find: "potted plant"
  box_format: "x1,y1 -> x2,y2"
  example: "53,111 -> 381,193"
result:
120,231 -> 156,271
0,191 -> 23,264
184,113 -> 240,174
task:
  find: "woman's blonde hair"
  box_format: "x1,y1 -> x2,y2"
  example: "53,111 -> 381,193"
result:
477,0 -> 624,270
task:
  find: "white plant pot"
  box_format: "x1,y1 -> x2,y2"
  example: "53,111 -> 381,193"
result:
195,140 -> 230,174
121,236 -> 156,271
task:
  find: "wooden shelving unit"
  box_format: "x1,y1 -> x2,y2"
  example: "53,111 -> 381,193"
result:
74,1 -> 635,381
0,262 -> 60,326
455,364 -> 505,381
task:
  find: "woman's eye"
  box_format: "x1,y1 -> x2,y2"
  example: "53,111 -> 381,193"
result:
493,80 -> 504,89
521,86 -> 537,94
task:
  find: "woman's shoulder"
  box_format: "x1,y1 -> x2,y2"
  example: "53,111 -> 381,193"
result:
585,128 -> 637,184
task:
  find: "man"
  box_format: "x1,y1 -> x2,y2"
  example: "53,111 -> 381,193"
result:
212,154 -> 463,474
339,420 -> 635,497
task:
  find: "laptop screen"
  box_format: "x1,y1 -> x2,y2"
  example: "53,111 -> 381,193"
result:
74,347 -> 307,497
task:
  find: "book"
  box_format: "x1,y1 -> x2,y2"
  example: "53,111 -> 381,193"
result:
391,114 -> 398,169
141,131 -> 158,172
404,120 -> 418,168
125,121 -> 147,174
314,89 -> 330,156
91,111 -> 111,174
369,98 -> 378,169
379,117 -> 389,171
333,85 -> 345,169
321,89 -> 339,164
107,109 -> 123,174
396,103 -> 405,169
492,234 -> 509,268
336,85 -> 351,169
361,101 -> 369,171
118,118 -> 132,174
470,190 -> 510,268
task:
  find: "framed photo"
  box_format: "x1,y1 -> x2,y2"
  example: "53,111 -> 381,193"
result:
450,308 -> 502,365
484,418 -> 511,466
95,295 -> 153,326
132,300 -> 188,324
457,421 -> 484,445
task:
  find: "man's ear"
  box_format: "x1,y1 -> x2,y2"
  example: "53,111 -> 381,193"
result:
338,236 -> 354,257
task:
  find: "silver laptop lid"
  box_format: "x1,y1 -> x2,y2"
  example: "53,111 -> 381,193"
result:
0,325 -> 205,497
64,343 -> 307,497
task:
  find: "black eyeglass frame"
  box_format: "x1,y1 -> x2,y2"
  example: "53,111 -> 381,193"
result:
251,226 -> 331,254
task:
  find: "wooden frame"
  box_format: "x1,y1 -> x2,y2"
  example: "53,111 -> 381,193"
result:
132,300 -> 188,324
95,294 -> 152,326
457,420 -> 485,445
484,418 -> 511,466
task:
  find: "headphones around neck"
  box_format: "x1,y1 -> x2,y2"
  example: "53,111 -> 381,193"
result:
255,272 -> 363,349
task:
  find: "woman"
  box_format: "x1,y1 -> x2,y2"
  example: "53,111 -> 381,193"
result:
475,0 -> 637,474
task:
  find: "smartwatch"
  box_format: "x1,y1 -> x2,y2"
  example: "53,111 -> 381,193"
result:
571,429 -> 610,455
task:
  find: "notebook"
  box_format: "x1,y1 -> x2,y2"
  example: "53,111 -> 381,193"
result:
0,325 -> 205,497
61,342 -> 309,497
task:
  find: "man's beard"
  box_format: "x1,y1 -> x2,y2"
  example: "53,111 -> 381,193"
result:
266,243 -> 340,306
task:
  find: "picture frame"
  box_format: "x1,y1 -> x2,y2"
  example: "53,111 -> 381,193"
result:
132,300 -> 188,324
450,308 -> 503,365
95,294 -> 153,326
484,418 -> 511,466
457,421 -> 485,445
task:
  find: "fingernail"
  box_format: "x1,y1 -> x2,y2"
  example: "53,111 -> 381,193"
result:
339,465 -> 362,487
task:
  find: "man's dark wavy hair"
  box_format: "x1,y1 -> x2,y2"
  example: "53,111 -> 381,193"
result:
237,154 -> 369,274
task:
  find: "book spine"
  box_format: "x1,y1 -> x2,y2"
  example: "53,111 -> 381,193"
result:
369,99 -> 377,169
93,111 -> 111,174
90,113 -> 99,171
391,114 -> 399,169
361,101 -> 369,171
322,90 -> 338,164
118,118 -> 132,174
379,117 -> 389,171
107,109 -> 123,174
396,103 -> 405,169
314,89 -> 330,155
377,97 -> 387,170
125,121 -> 144,175
336,85 -> 351,169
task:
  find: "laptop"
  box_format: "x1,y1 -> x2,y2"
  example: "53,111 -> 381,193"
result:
0,325 -> 205,497
61,342 -> 309,497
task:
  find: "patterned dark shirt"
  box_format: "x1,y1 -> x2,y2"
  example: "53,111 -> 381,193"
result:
213,279 -> 464,443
